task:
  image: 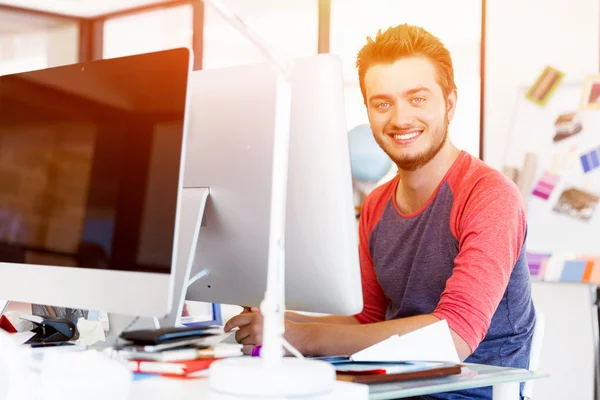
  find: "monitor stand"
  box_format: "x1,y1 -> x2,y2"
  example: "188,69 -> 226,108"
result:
103,187 -> 210,345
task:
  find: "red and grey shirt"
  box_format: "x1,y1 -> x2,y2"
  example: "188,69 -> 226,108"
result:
355,151 -> 535,399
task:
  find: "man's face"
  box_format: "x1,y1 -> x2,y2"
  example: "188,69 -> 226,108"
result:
364,57 -> 457,171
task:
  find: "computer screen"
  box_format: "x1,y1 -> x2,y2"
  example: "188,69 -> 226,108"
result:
0,48 -> 193,317
184,54 -> 363,316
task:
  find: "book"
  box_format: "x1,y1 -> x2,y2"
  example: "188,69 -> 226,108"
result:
128,358 -> 217,376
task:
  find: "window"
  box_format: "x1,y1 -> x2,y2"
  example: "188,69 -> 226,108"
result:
203,0 -> 319,69
0,15 -> 77,76
103,4 -> 193,59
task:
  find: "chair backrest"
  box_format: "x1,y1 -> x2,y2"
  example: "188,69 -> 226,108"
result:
523,310 -> 546,400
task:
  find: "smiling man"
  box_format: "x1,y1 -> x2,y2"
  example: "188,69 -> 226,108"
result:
225,24 -> 536,400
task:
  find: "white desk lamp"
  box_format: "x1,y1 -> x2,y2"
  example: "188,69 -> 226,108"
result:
202,0 -> 336,397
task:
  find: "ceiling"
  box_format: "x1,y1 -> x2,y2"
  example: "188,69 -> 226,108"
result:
0,0 -> 313,35
0,0 -> 178,18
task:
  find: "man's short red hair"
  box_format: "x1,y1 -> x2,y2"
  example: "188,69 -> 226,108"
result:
356,24 -> 457,105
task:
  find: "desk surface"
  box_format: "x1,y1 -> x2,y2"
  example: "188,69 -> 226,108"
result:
129,363 -> 548,400
130,376 -> 368,400
368,363 -> 548,400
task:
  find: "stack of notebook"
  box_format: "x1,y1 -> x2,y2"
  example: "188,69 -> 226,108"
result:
115,326 -> 242,377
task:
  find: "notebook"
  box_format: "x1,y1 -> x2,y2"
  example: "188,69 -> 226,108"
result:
336,364 -> 462,384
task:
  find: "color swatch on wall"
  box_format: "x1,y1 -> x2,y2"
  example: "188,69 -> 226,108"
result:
560,260 -> 588,282
527,252 -> 551,278
532,171 -> 560,200
580,146 -> 600,173
527,252 -> 600,284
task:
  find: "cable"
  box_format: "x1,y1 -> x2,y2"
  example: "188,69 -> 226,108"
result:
282,337 -> 304,359
115,316 -> 140,341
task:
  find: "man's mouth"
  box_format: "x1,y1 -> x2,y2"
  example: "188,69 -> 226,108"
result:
388,130 -> 423,142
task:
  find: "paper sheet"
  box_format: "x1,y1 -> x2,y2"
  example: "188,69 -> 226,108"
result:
351,319 -> 460,364
10,331 -> 35,346
549,151 -> 578,174
76,317 -> 106,346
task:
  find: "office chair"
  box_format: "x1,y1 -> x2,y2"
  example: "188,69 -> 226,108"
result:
523,310 -> 546,400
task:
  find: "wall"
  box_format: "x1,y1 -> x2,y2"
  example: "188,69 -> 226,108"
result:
531,282 -> 598,400
484,0 -> 600,171
484,5 -> 600,399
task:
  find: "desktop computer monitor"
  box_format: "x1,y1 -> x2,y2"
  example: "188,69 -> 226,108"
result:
184,54 -> 363,315
0,48 -> 193,318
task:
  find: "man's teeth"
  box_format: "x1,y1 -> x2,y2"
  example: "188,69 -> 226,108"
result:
394,132 -> 420,140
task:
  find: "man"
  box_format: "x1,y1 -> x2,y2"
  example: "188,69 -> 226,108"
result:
225,24 -> 536,399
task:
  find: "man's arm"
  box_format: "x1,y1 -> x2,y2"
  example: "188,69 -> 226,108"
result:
226,309 -> 472,359
285,312 -> 359,325
296,314 -> 472,360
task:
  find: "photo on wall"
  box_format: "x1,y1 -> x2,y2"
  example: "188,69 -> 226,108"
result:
526,66 -> 564,106
580,74 -> 600,110
552,186 -> 599,221
549,150 -> 579,175
553,112 -> 582,142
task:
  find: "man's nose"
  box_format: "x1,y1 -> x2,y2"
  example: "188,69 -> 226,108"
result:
390,103 -> 415,127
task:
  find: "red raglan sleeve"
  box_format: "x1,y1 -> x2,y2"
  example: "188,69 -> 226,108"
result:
353,188 -> 390,324
432,172 -> 527,352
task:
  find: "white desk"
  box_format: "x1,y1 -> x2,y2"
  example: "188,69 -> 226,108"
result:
129,363 -> 548,400
130,378 -> 368,400
368,363 -> 548,400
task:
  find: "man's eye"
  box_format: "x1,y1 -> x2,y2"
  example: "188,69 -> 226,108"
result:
411,97 -> 426,104
376,102 -> 391,110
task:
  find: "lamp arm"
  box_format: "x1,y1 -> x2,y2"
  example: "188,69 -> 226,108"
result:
202,0 -> 292,366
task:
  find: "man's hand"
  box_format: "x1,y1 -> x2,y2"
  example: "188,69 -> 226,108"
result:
225,310 -> 263,346
224,310 -> 314,355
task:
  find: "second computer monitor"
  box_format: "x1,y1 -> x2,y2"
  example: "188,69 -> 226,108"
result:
184,54 -> 362,316
0,48 -> 193,317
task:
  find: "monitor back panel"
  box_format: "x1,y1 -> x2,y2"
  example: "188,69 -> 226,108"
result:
185,55 -> 362,315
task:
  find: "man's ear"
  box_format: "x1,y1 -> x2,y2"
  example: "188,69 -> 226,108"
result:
446,89 -> 458,122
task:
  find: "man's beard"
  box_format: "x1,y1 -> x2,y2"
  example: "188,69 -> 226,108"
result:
394,116 -> 449,172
